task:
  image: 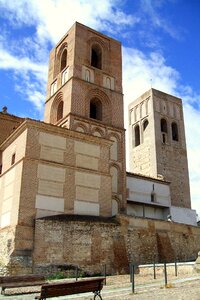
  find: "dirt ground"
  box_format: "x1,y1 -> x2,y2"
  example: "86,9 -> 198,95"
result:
1,273 -> 200,299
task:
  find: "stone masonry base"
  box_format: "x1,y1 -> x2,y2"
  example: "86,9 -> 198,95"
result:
1,215 -> 200,275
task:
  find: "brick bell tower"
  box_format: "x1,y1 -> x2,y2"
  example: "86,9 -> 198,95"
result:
129,88 -> 191,209
44,22 -> 126,213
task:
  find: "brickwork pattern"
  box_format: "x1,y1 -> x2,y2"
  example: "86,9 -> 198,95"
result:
31,215 -> 200,276
129,88 -> 191,208
0,113 -> 23,146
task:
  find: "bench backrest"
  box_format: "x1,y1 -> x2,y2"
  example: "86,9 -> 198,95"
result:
40,277 -> 105,298
0,274 -> 45,284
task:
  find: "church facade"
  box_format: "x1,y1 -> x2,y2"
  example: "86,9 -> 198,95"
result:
0,22 -> 198,275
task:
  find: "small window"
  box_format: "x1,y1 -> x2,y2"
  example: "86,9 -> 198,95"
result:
11,153 -> 16,165
172,122 -> 179,141
90,98 -> 102,120
151,193 -> 155,202
62,68 -> 69,85
0,164 -> 2,174
50,81 -> 57,96
161,118 -> 168,143
151,184 -> 156,202
106,77 -> 111,89
85,69 -> 90,82
143,119 -> 149,131
60,49 -> 67,72
134,125 -> 140,147
90,99 -> 102,120
91,45 -> 102,69
57,101 -> 63,121
161,118 -> 167,133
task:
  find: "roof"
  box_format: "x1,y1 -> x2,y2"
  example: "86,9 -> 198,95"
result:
126,171 -> 170,184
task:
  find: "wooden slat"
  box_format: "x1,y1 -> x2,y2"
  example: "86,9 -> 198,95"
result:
37,278 -> 104,299
1,281 -> 45,288
0,274 -> 45,284
0,274 -> 45,293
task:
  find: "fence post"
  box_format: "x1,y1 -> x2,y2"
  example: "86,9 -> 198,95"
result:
175,260 -> 177,277
131,264 -> 135,293
103,264 -> 107,285
164,262 -> 167,287
153,260 -> 156,279
75,266 -> 78,281
129,263 -> 133,283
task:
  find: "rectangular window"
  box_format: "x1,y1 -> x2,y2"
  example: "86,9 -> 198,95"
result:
62,68 -> 69,85
11,153 -> 16,165
50,80 -> 57,96
0,164 -> 2,174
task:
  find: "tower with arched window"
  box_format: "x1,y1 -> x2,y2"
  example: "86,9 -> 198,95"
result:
129,88 -> 191,209
44,22 -> 126,215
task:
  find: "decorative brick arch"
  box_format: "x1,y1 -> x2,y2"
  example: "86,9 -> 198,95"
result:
110,162 -> 122,194
50,92 -> 63,124
54,42 -> 68,77
91,126 -> 105,137
73,122 -> 89,133
112,194 -> 122,212
88,36 -> 108,50
85,89 -> 112,124
107,132 -> 121,161
87,37 -> 108,70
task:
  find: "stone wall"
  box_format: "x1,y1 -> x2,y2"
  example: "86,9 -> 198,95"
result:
0,226 -> 32,275
1,214 -> 200,275
32,215 -> 200,276
33,215 -> 129,275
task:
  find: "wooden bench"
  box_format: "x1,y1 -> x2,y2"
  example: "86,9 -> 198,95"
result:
35,277 -> 105,300
0,274 -> 45,295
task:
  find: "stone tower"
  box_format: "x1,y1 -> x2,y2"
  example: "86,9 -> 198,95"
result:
44,22 -> 126,212
129,88 -> 191,208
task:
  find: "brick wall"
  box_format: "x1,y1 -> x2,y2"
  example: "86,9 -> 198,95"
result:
31,215 -> 200,276
1,215 -> 200,275
0,113 -> 23,146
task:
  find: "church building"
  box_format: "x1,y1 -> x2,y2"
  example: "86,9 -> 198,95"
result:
0,22 -> 198,275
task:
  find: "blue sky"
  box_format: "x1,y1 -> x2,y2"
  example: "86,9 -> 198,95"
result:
0,0 -> 199,216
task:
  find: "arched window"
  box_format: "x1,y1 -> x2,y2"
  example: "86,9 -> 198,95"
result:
172,122 -> 179,141
60,49 -> 67,72
85,69 -> 90,82
143,119 -> 149,131
161,118 -> 167,133
57,101 -> 63,121
106,77 -> 111,89
90,98 -> 102,120
161,118 -> 168,143
110,166 -> 118,193
134,125 -> 140,147
110,136 -> 118,161
91,44 -> 102,69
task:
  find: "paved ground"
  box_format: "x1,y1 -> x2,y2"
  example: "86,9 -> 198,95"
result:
1,274 -> 200,299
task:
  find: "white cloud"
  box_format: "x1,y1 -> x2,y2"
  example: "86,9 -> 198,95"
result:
0,42 -> 47,113
122,46 -> 179,110
183,104 -> 200,215
139,0 -> 182,40
0,0 -> 137,44
0,45 -> 47,76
